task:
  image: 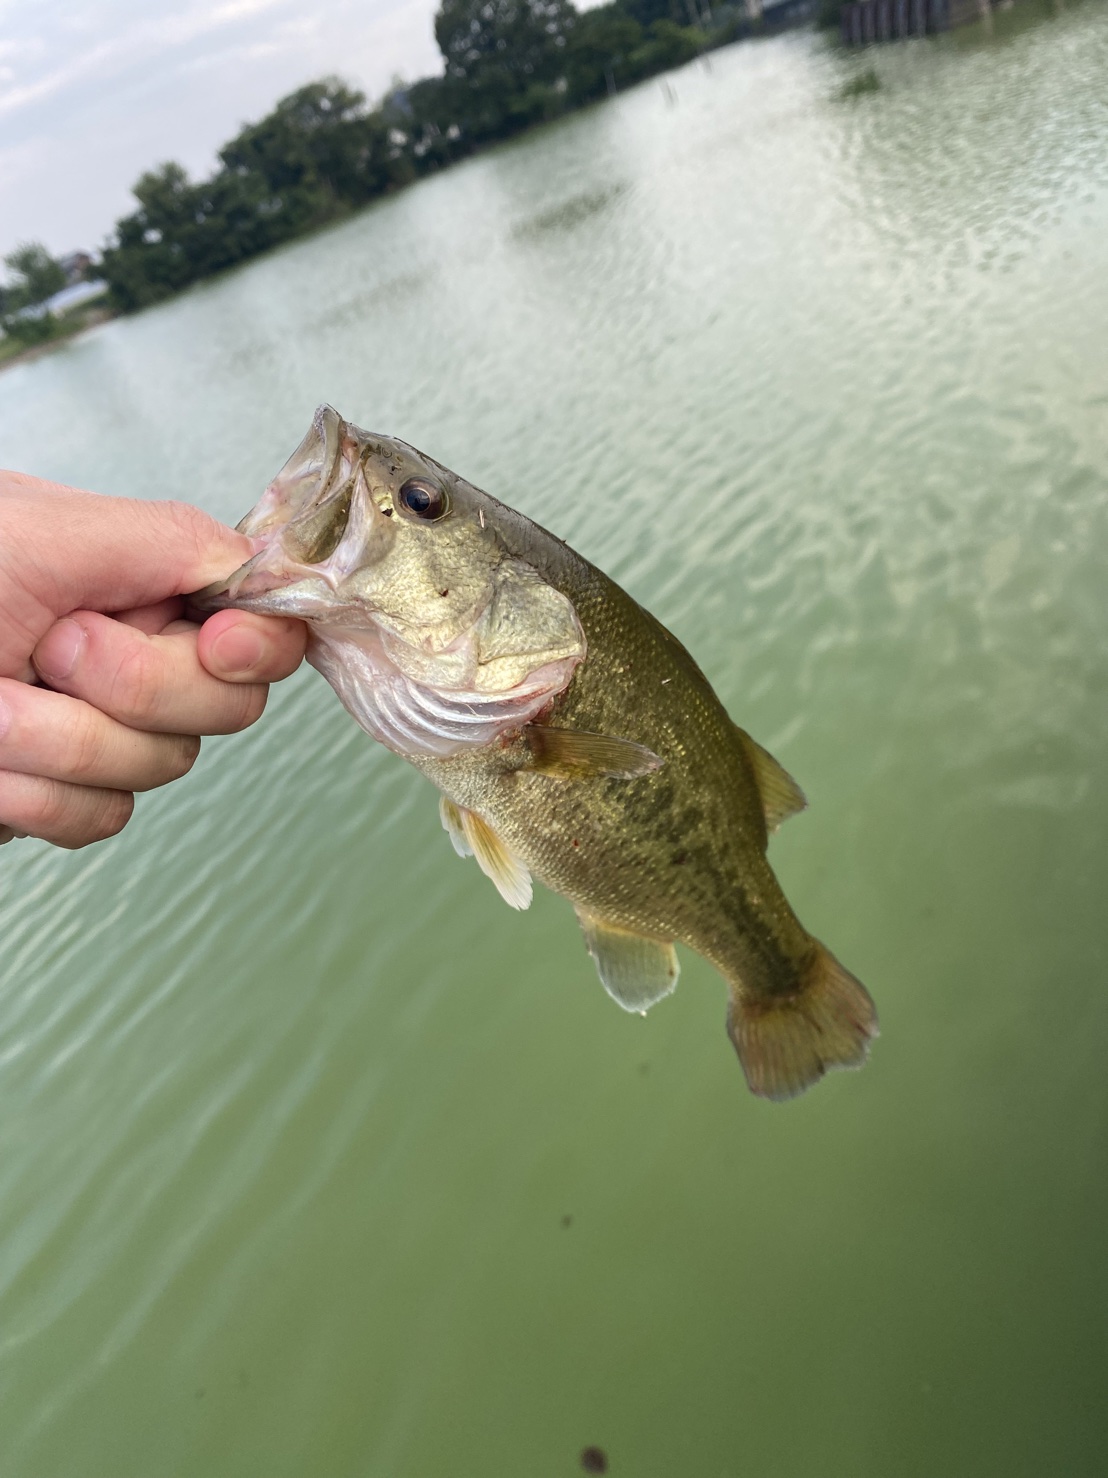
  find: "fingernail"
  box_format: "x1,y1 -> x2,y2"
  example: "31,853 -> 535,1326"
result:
0,694 -> 11,742
211,625 -> 266,676
36,618 -> 86,682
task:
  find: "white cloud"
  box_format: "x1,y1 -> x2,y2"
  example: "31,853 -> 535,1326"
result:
0,0 -> 442,258
0,0 -> 293,120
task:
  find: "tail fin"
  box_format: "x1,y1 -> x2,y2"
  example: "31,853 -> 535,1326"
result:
727,941 -> 878,1102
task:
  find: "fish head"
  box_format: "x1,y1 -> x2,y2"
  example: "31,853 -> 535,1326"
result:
196,407 -> 585,754
201,405 -> 493,632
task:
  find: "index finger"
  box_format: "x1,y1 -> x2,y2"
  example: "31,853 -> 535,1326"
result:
0,473 -> 256,622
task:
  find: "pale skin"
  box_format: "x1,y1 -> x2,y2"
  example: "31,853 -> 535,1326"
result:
0,470 -> 307,849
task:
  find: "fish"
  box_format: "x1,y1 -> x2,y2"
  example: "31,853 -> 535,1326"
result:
195,406 -> 877,1100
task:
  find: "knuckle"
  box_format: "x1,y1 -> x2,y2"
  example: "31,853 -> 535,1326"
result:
161,500 -> 222,564
35,779 -> 76,836
169,734 -> 201,780
93,790 -> 134,842
32,778 -> 132,849
68,711 -> 109,783
110,642 -> 165,727
162,499 -> 211,536
129,734 -> 200,791
222,685 -> 267,734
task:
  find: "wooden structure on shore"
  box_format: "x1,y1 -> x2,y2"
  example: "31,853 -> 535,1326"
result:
840,0 -> 984,42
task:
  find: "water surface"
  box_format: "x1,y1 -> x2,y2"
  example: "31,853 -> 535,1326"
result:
2,5 -> 1108,1473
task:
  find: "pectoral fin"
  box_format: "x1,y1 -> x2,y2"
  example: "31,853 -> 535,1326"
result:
576,910 -> 679,1014
524,725 -> 662,780
439,797 -> 532,910
735,728 -> 807,833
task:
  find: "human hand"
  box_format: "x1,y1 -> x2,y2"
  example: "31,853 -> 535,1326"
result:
0,470 -> 307,849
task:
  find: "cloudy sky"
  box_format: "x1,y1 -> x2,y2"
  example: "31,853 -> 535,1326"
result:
0,0 -> 447,261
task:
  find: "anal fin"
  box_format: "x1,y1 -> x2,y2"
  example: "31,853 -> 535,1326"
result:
577,910 -> 679,1014
524,725 -> 662,780
735,727 -> 807,833
439,798 -> 532,910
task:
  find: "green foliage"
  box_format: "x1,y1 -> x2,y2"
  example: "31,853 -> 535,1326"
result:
4,242 -> 67,305
434,0 -> 577,141
631,17 -> 702,72
401,77 -> 473,170
566,6 -> 644,102
618,0 -> 685,27
219,80 -> 403,207
0,242 -> 67,344
92,0 -> 743,315
99,80 -> 417,311
0,308 -> 58,347
100,161 -> 306,310
435,0 -> 576,88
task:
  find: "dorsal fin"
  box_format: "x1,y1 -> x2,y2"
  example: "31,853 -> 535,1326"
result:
439,798 -> 532,910
735,727 -> 807,833
576,909 -> 679,1014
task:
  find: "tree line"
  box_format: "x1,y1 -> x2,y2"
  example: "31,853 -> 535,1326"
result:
0,244 -> 70,346
94,0 -> 753,311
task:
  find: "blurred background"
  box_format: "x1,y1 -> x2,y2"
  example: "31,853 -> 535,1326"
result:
1,0 -> 1107,1474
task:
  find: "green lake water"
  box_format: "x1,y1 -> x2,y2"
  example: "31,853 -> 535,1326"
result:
2,5 -> 1107,1473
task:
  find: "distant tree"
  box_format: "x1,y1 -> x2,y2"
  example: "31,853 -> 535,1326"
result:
99,163 -> 207,309
0,242 -> 66,343
617,0 -> 685,26
434,0 -> 577,139
629,17 -> 702,74
566,5 -> 643,101
4,243 -> 66,307
219,79 -> 403,209
101,81 -> 420,313
99,162 -> 265,309
379,77 -> 462,175
91,0 -> 724,321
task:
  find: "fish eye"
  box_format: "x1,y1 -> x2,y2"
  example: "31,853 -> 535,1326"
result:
397,478 -> 447,521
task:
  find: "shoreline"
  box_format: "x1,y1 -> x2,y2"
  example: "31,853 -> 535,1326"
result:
0,306 -> 115,376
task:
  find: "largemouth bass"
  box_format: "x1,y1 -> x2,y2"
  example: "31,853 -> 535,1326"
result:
197,407 -> 877,1100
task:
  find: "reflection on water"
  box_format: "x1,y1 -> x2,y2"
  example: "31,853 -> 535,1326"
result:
512,183 -> 630,239
1,4 -> 1107,1475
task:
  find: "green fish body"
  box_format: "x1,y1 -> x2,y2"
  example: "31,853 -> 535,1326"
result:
198,408 -> 877,1100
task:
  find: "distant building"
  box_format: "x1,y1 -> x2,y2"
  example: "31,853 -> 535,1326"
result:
45,279 -> 107,315
58,251 -> 93,285
9,278 -> 108,325
840,0 -> 988,43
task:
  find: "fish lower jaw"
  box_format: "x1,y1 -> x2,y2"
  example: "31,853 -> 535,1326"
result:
196,550 -> 350,616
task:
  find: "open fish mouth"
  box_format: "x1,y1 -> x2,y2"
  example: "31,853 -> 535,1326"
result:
192,406 -> 377,618
237,403 -> 346,539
